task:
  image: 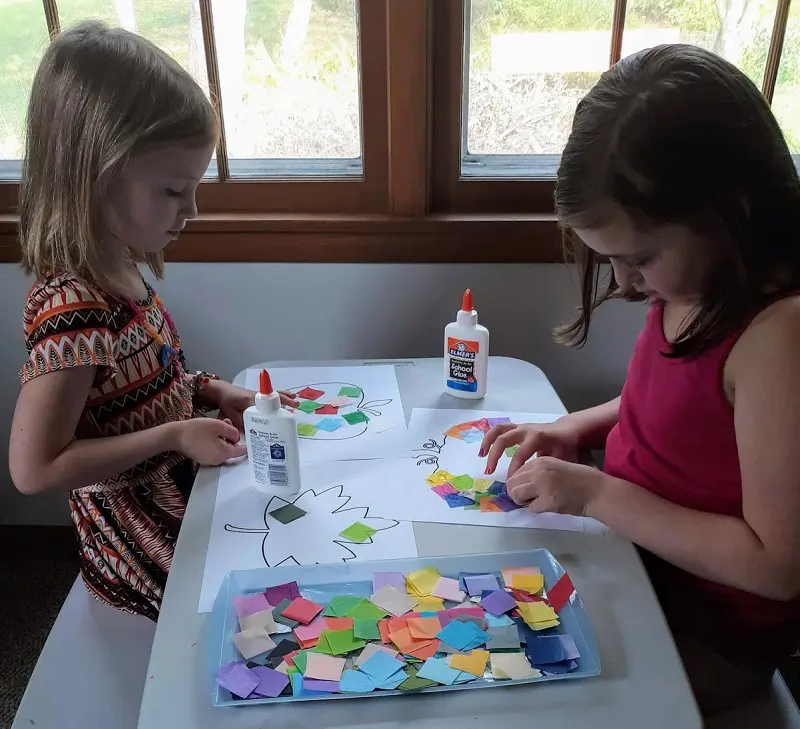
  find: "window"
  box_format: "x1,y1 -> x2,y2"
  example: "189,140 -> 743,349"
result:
0,0 -> 796,263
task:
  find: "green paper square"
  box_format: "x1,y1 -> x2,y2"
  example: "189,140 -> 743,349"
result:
293,650 -> 312,673
298,400 -> 322,413
325,628 -> 366,656
328,595 -> 365,617
287,666 -> 300,679
451,474 -> 474,491
346,601 -> 387,620
268,503 -> 306,525
338,386 -> 362,398
313,633 -> 335,655
464,503 -> 481,510
342,410 -> 369,425
353,618 -> 380,640
398,664 -> 437,690
297,423 -> 319,437
505,445 -> 520,458
339,521 -> 377,543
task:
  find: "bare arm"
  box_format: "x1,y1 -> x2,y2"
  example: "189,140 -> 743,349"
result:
10,366 -> 244,495
589,302 -> 800,601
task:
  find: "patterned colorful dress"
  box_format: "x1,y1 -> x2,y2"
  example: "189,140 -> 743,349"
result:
20,274 -> 199,621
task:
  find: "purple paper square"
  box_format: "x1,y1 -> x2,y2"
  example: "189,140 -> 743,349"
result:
250,666 -> 290,698
487,417 -> 512,428
558,634 -> 581,660
479,589 -> 518,616
436,610 -> 452,627
303,678 -> 340,692
463,574 -> 500,597
264,581 -> 300,607
215,661 -> 259,698
234,593 -> 271,619
372,572 -> 406,593
494,494 -> 523,512
432,483 -> 458,499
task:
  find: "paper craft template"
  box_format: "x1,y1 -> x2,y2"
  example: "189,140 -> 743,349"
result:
244,366 -> 405,463
198,461 -> 418,612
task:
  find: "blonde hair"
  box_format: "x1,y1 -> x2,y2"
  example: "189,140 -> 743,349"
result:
20,20 -> 218,288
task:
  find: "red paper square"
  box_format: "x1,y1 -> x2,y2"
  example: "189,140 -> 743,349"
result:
315,404 -> 339,415
547,572 -> 575,612
281,597 -> 323,625
378,619 -> 391,644
296,387 -> 324,400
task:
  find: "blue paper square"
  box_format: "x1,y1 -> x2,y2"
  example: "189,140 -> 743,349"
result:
376,667 -> 408,690
525,635 -> 567,665
444,493 -> 476,508
437,619 -> 489,651
463,574 -> 500,597
316,417 -> 345,432
539,659 -> 579,675
359,650 -> 406,683
461,428 -> 484,444
339,669 -> 376,693
486,613 -> 515,628
488,481 -> 506,495
417,657 -> 462,685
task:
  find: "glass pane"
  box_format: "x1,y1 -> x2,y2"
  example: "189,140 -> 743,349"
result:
466,0 -> 614,155
0,0 -> 50,168
771,2 -> 800,154
212,0 -> 361,170
625,0 -> 778,88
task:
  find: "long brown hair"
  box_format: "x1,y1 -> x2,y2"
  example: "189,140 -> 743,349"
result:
20,20 -> 218,290
554,44 -> 800,357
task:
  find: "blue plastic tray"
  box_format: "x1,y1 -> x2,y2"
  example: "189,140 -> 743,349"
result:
208,549 -> 600,706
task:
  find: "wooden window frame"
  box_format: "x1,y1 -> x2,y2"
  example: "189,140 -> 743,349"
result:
0,0 -> 794,264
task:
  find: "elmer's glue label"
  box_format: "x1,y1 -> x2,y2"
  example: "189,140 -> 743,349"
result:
444,289 -> 489,399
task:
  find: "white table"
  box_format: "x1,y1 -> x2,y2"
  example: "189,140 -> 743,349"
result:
138,357 -> 701,729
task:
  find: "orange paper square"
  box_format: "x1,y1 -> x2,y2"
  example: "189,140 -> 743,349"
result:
324,617 -> 354,631
378,619 -> 391,644
405,639 -> 438,660
406,617 -> 441,640
480,497 -> 503,513
389,627 -> 416,653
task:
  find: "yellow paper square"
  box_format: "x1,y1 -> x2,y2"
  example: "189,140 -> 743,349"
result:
529,618 -> 560,631
450,649 -> 490,677
517,601 -> 557,626
490,653 -> 539,680
512,573 -> 544,595
426,470 -> 456,486
472,478 -> 493,493
501,566 -> 541,585
414,596 -> 445,611
406,567 -> 440,597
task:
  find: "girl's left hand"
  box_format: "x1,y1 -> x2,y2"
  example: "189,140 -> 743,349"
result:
213,382 -> 299,432
506,456 -> 610,517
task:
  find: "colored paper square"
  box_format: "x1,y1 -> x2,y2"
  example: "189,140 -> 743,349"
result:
250,666 -> 291,698
437,620 -> 481,651
512,573 -> 545,595
486,613 -> 515,628
233,628 -> 276,660
407,617 -> 441,640
296,423 -> 319,437
340,669 -> 376,693
490,653 -> 539,680
291,672 -> 324,696
426,470 -> 456,486
505,445 -> 520,458
406,567 -> 441,597
463,574 -> 500,597
487,481 -> 506,495
388,627 -> 415,653
303,678 -> 339,692
327,395 -> 352,407
479,496 -> 502,513
346,600 -> 387,620
293,616 -> 326,644
487,417 -> 512,427
398,665 -> 438,690
431,576 -> 466,603
558,634 -> 581,660
375,667 -> 408,690
315,403 -> 339,415
343,410 -> 369,425
517,601 -> 559,627
372,572 -> 406,593
359,650 -> 406,683
325,628 -> 366,656
296,386 -> 324,400
540,659 -> 578,675
480,589 -> 518,616
413,597 -> 445,612
404,639 -> 439,661
494,494 -> 524,512
501,566 -> 541,586
355,643 -> 402,666
485,625 -> 521,651
378,619 -> 392,643
338,385 -> 362,398
234,593 -> 271,620
461,429 -> 484,444
305,652 -> 346,681
327,595 -> 364,617
444,493 -> 475,508
281,597 -> 323,625
431,483 -> 458,499
324,616 -> 354,631
472,478 -> 493,493
239,608 -> 277,634
268,503 -> 307,525
215,661 -> 259,698
298,400 -> 322,413
339,521 -> 378,543
547,572 -> 576,612
525,636 -> 567,666
353,619 -> 381,640
316,417 -> 344,432
417,657 -> 462,686
370,585 -> 416,617
450,474 -> 474,491
449,649 -> 490,677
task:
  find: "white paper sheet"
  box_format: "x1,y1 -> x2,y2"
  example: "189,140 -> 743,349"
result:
342,408 -> 589,532
244,365 -> 405,464
198,460 -> 419,613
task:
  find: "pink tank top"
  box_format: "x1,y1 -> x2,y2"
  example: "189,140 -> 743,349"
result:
604,301 -> 800,634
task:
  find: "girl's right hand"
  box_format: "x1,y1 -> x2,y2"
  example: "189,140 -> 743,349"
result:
171,418 -> 247,466
480,418 -> 583,478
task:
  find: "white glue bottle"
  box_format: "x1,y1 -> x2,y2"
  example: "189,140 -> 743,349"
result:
444,289 -> 489,399
243,369 -> 302,496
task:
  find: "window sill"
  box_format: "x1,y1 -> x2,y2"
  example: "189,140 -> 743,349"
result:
0,214 -> 563,263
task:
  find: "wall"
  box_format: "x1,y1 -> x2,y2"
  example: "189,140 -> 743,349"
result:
0,262 -> 645,525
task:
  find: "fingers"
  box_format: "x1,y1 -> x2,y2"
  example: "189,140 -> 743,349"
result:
222,441 -> 248,460
507,437 -> 541,478
279,391 -> 300,408
481,424 -> 518,474
214,418 -> 242,444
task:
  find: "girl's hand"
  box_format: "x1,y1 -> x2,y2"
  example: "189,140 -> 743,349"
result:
210,382 -> 299,431
171,418 -> 247,466
480,418 -> 583,477
506,457 -> 609,517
